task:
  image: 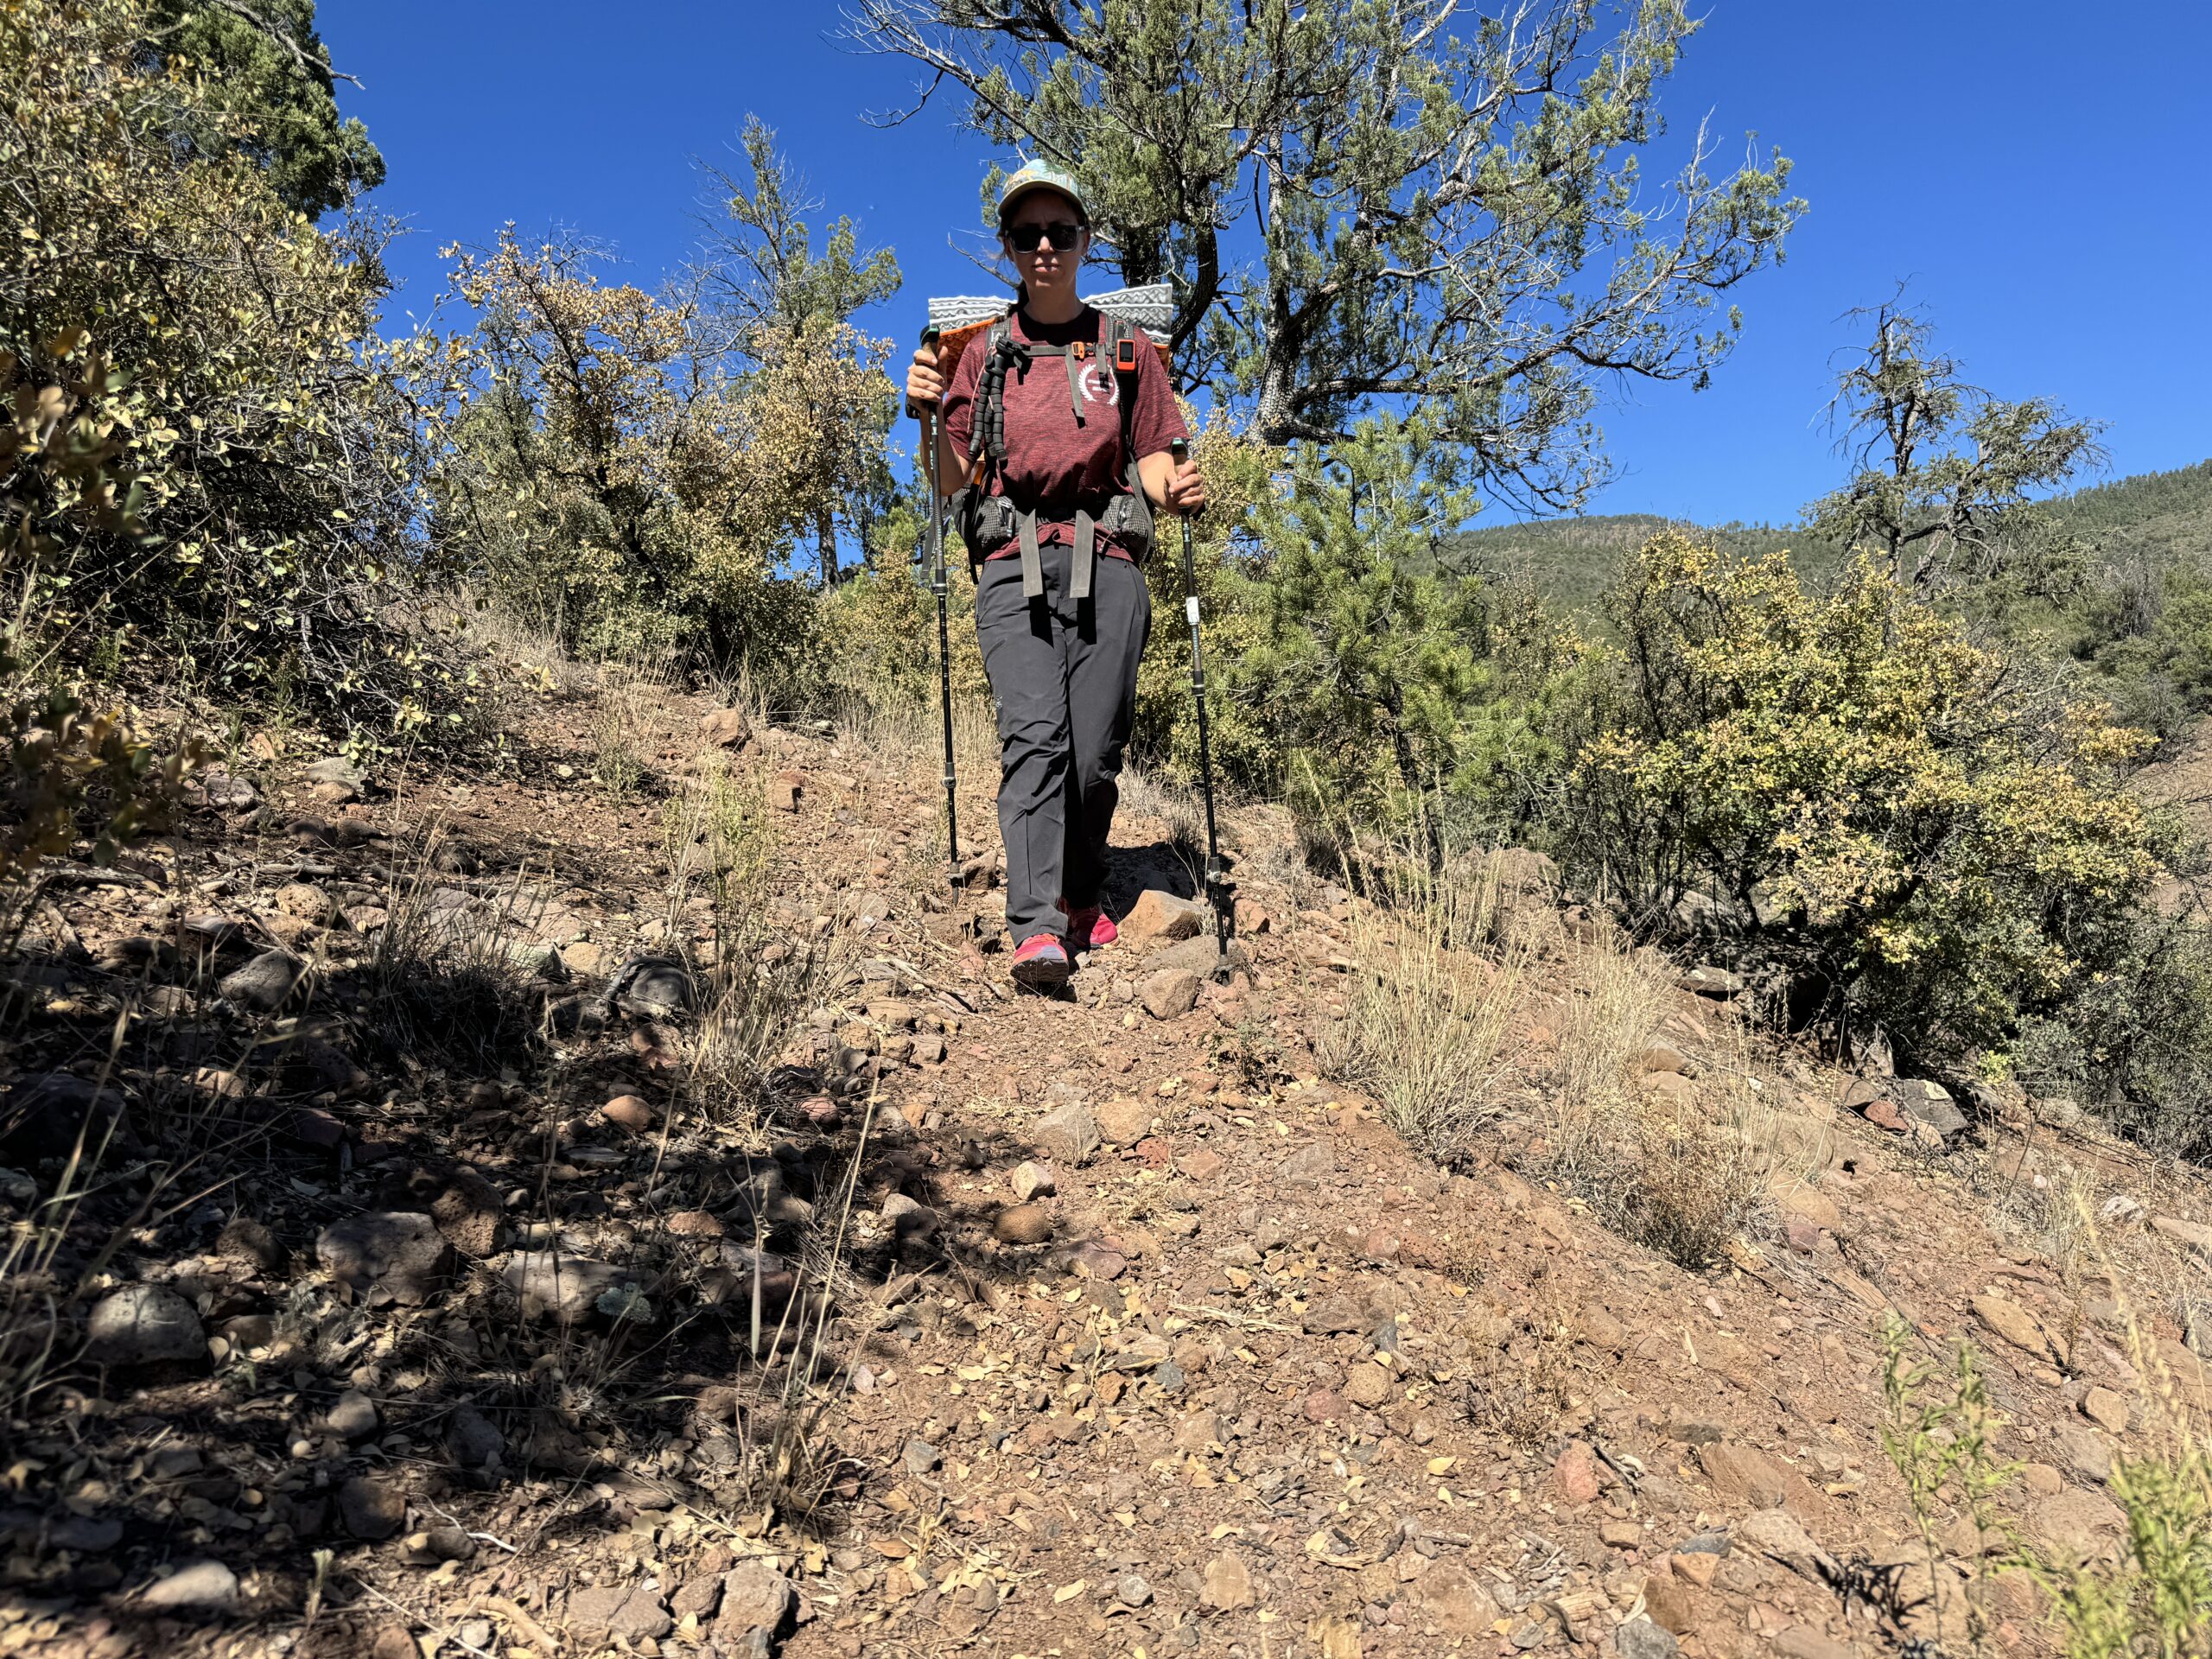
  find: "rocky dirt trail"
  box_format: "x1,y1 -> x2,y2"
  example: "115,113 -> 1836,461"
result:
3,681 -> 2210,1659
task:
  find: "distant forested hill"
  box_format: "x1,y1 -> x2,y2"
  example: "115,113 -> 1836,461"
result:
1440,515 -> 1829,609
2050,459 -> 2212,566
1447,458 -> 2211,609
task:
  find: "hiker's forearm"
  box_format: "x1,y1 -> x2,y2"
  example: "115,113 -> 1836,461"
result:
1138,451 -> 1173,507
933,431 -> 968,495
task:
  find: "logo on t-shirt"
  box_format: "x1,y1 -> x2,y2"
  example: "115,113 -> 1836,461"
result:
1079,364 -> 1121,408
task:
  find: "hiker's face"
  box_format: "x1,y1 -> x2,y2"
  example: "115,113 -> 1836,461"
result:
1002,193 -> 1088,292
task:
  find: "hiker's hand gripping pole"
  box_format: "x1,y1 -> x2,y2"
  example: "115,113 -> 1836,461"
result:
1169,438 -> 1230,966
910,327 -> 962,897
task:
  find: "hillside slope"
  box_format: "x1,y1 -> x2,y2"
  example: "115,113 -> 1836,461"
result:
1452,458 -> 2212,608
2,679 -> 2209,1659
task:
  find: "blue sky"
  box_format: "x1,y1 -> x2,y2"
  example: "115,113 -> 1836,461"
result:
322,1 -> 2212,529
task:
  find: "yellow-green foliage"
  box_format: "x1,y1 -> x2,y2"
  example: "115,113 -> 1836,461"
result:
819,507 -> 988,715
3,0 -> 463,735
1564,531 -> 2162,1053
1133,415 -> 1276,786
3,333 -> 200,882
1879,1317 -> 2212,1658
435,232 -> 891,696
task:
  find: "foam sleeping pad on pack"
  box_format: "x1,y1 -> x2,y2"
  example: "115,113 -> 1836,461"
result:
926,283 -> 1173,379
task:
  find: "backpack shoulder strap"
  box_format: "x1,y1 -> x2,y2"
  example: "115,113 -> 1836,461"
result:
976,315 -> 1020,469
1104,315 -> 1144,484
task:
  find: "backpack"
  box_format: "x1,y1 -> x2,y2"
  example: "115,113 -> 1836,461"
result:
949,309 -> 1154,601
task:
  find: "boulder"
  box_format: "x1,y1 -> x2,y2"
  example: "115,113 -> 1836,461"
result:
1200,1550 -> 1254,1611
1095,1096 -> 1153,1145
1616,1620 -> 1678,1659
1972,1294 -> 2058,1363
304,755 -> 365,800
1144,934 -> 1249,977
1032,1100 -> 1100,1166
1695,1443 -> 1819,1516
504,1251 -> 629,1324
1678,965 -> 1744,998
1552,1440 -> 1602,1504
700,707 -> 752,750
1733,1507 -> 1830,1577
0,1071 -> 132,1161
1141,968 -> 1203,1020
85,1285 -> 205,1366
1120,889 -> 1207,951
218,950 -> 310,1012
1010,1160 -> 1056,1200
316,1212 -> 454,1307
1414,1562 -> 1501,1635
1772,1181 -> 1840,1233
711,1560 -> 795,1653
327,1389 -> 379,1440
426,1168 -> 505,1257
2081,1385 -> 2130,1435
569,1580 -> 674,1643
2151,1215 -> 2212,1259
1892,1078 -> 1967,1138
2031,1488 -> 2126,1566
339,1474 -> 406,1541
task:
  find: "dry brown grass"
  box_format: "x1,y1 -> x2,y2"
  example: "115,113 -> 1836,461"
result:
1537,926 -> 1778,1268
659,759 -> 848,1133
1464,1296 -> 1581,1447
1322,860 -> 1530,1160
589,660 -> 678,801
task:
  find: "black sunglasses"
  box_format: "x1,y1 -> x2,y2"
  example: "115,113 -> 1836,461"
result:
1007,221 -> 1084,253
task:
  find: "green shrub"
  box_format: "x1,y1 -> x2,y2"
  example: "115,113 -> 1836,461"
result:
432,233 -> 884,698
1879,1315 -> 2212,1658
3,0 -> 480,741
1553,531 -> 2164,1068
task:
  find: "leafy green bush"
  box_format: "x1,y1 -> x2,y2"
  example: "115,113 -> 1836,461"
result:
433,233 -> 882,701
3,0 -> 480,742
2070,554 -> 2212,737
1149,418 -> 1577,859
1554,531 -> 2164,1067
2,352 -> 198,882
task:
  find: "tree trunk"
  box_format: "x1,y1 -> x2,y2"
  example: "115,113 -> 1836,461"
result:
817,505 -> 837,588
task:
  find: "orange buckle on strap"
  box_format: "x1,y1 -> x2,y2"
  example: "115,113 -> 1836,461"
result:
1070,340 -> 1090,360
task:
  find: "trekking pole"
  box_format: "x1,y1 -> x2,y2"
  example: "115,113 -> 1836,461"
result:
909,327 -> 961,898
1169,437 -> 1230,966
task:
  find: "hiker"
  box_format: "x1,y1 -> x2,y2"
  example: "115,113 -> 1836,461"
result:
905,161 -> 1206,992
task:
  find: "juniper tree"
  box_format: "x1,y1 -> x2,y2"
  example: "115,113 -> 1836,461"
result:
1808,297 -> 2109,600
851,0 -> 1800,509
146,0 -> 384,219
695,118 -> 904,586
1240,416 -> 1491,841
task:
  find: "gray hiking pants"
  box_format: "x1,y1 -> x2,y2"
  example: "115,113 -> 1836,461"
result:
976,542 -> 1151,944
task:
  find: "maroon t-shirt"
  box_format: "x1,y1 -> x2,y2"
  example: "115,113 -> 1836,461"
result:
943,306 -> 1187,563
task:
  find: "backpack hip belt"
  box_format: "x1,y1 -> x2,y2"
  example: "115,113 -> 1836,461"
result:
968,492 -> 1150,601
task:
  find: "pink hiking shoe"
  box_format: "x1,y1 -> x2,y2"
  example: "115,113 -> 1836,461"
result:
1057,900 -> 1118,950
1010,931 -> 1071,993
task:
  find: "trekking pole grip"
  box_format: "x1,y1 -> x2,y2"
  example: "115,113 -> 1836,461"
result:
906,324 -> 942,424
